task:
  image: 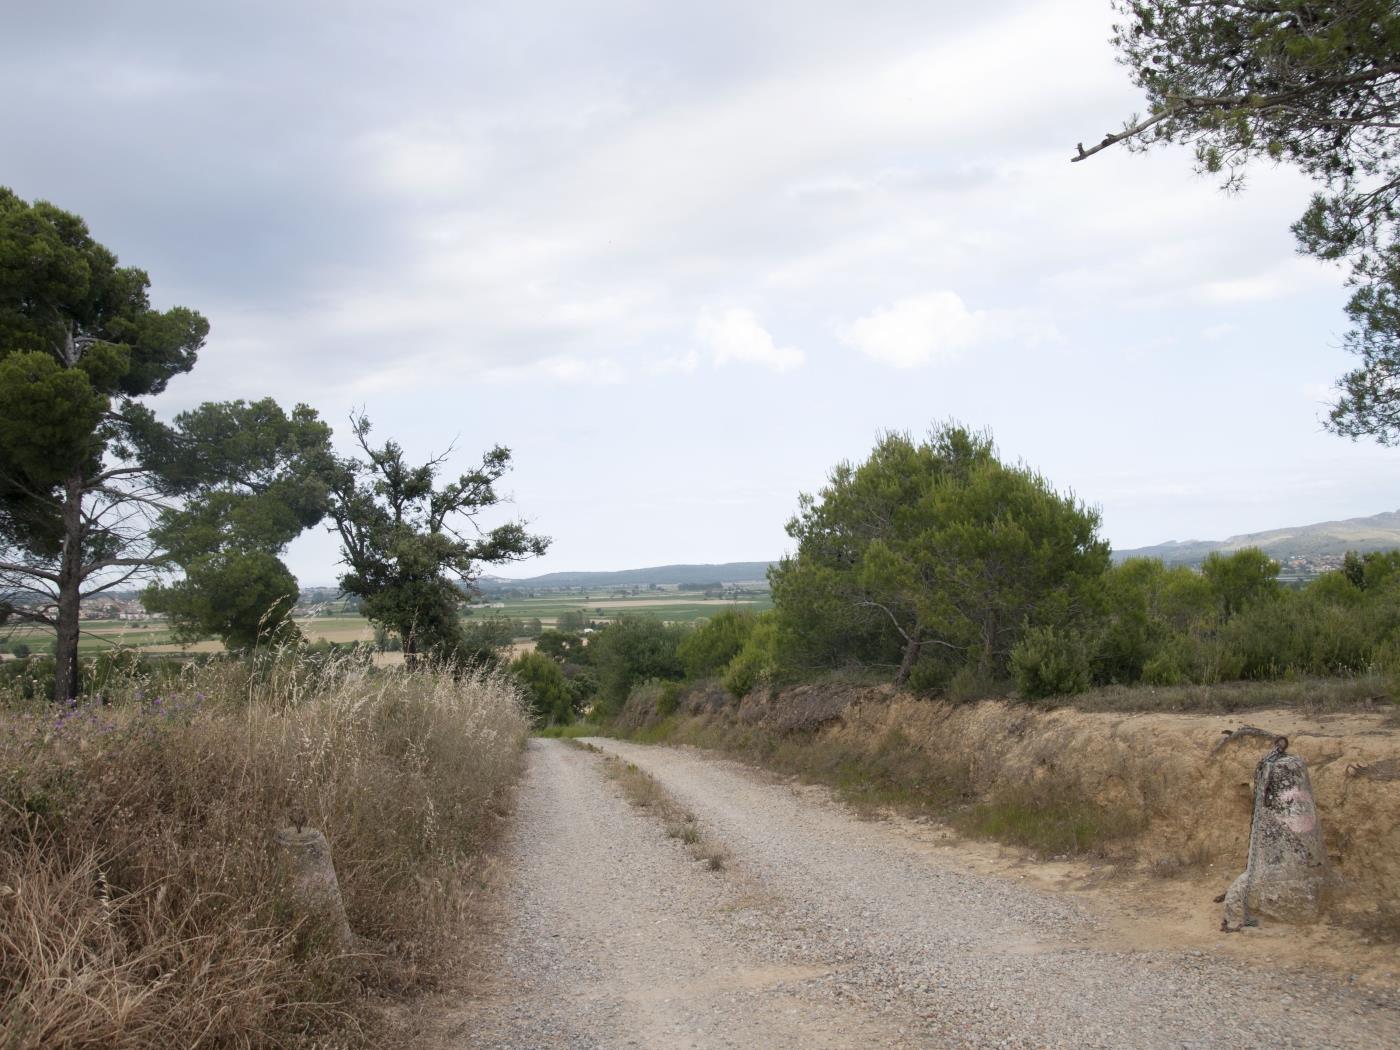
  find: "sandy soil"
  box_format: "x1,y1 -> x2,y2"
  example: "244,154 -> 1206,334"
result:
424,738 -> 1400,1049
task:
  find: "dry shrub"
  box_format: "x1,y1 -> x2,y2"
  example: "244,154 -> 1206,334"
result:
0,650 -> 528,1049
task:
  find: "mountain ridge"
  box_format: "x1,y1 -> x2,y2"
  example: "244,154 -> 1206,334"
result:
480,561 -> 776,590
1113,509 -> 1400,566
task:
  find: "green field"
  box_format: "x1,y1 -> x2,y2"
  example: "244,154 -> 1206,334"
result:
0,593 -> 771,658
0,620 -> 189,657
464,592 -> 772,625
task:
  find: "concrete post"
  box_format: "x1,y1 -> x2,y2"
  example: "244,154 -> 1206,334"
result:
274,826 -> 354,950
1222,739 -> 1327,931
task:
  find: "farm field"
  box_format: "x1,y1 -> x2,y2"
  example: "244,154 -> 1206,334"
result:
466,591 -> 772,624
0,593 -> 769,658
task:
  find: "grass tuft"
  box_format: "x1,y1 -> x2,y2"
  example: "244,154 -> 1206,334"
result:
597,753 -> 730,872
0,647 -> 528,1048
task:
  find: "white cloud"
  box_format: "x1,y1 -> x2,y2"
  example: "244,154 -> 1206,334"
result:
840,292 -> 1060,368
840,291 -> 986,368
695,308 -> 804,372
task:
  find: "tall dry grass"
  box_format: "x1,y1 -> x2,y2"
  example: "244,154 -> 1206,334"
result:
0,649 -> 528,1049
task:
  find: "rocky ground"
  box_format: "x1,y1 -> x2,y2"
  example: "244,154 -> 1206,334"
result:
438,738 -> 1400,1049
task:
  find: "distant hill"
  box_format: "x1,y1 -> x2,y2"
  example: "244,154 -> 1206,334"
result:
1114,510 -> 1400,567
481,561 -> 775,590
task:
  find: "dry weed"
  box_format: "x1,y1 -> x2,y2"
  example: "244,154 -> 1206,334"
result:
599,755 -> 730,872
0,648 -> 528,1049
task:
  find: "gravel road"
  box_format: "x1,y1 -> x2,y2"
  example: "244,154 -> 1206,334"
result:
455,738 -> 1400,1049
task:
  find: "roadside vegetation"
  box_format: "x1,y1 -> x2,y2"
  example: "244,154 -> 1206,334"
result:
514,425 -> 1398,870
515,425 -> 1399,734
0,649 -> 528,1047
0,190 -> 546,1048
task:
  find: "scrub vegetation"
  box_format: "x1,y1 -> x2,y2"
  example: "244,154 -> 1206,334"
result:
0,651 -> 527,1048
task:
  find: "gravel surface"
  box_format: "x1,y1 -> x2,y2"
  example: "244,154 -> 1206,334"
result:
456,738 -> 1400,1049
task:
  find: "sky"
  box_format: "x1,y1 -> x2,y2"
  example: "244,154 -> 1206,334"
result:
3,0 -> 1394,585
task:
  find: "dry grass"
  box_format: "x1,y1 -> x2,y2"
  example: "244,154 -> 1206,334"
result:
1062,673 -> 1392,715
0,648 -> 528,1049
596,753 -> 729,871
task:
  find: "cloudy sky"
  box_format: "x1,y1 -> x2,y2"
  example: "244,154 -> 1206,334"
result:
5,0 -> 1393,583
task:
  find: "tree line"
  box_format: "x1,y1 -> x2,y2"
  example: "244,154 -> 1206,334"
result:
512,423 -> 1398,727
0,189 -> 548,702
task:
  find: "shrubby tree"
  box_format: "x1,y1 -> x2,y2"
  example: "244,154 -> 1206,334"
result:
586,616 -> 687,715
142,399 -> 332,648
1092,557 -> 1214,683
771,425 -> 1109,686
535,628 -> 587,662
1078,1 -> 1400,442
1201,547 -> 1281,617
326,413 -> 549,666
511,649 -> 576,725
677,608 -> 755,678
555,608 -> 591,632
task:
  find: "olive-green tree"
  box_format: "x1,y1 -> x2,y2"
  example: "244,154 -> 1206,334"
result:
141,399 -> 333,648
326,413 -> 549,667
511,649 -> 575,725
1201,547 -> 1282,617
772,424 -> 1110,686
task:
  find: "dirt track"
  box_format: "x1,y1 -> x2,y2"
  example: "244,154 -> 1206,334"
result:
451,738 -> 1400,1048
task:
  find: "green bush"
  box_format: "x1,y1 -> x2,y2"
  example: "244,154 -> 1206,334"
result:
511,650 -> 575,725
721,613 -> 778,697
1012,625 -> 1091,698
677,609 -> 754,678
587,617 -> 687,715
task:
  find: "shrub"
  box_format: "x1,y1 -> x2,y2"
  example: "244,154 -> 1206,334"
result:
721,613 -> 778,697
1012,625 -> 1091,698
587,617 -> 687,715
677,609 -> 754,678
511,649 -> 575,725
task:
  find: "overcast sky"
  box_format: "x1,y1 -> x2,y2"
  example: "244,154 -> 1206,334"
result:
4,0 -> 1393,584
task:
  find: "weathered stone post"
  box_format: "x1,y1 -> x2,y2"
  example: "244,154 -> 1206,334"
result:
1222,738 -> 1327,931
274,825 -> 355,950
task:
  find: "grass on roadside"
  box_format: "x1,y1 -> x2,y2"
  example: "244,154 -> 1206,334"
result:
533,721 -> 603,739
0,649 -> 529,1049
1057,673 -> 1393,716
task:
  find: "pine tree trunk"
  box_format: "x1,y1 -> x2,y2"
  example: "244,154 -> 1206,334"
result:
894,630 -> 921,687
53,471 -> 85,702
977,610 -> 998,679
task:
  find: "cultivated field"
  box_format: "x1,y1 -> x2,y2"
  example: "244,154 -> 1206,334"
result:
0,593 -> 770,659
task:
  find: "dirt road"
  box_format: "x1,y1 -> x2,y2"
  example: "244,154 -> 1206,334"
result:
453,738 -> 1400,1048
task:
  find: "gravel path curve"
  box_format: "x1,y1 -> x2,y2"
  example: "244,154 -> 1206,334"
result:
456,738 -> 1400,1049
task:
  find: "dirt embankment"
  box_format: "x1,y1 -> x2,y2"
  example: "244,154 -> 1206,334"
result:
672,682 -> 1400,924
